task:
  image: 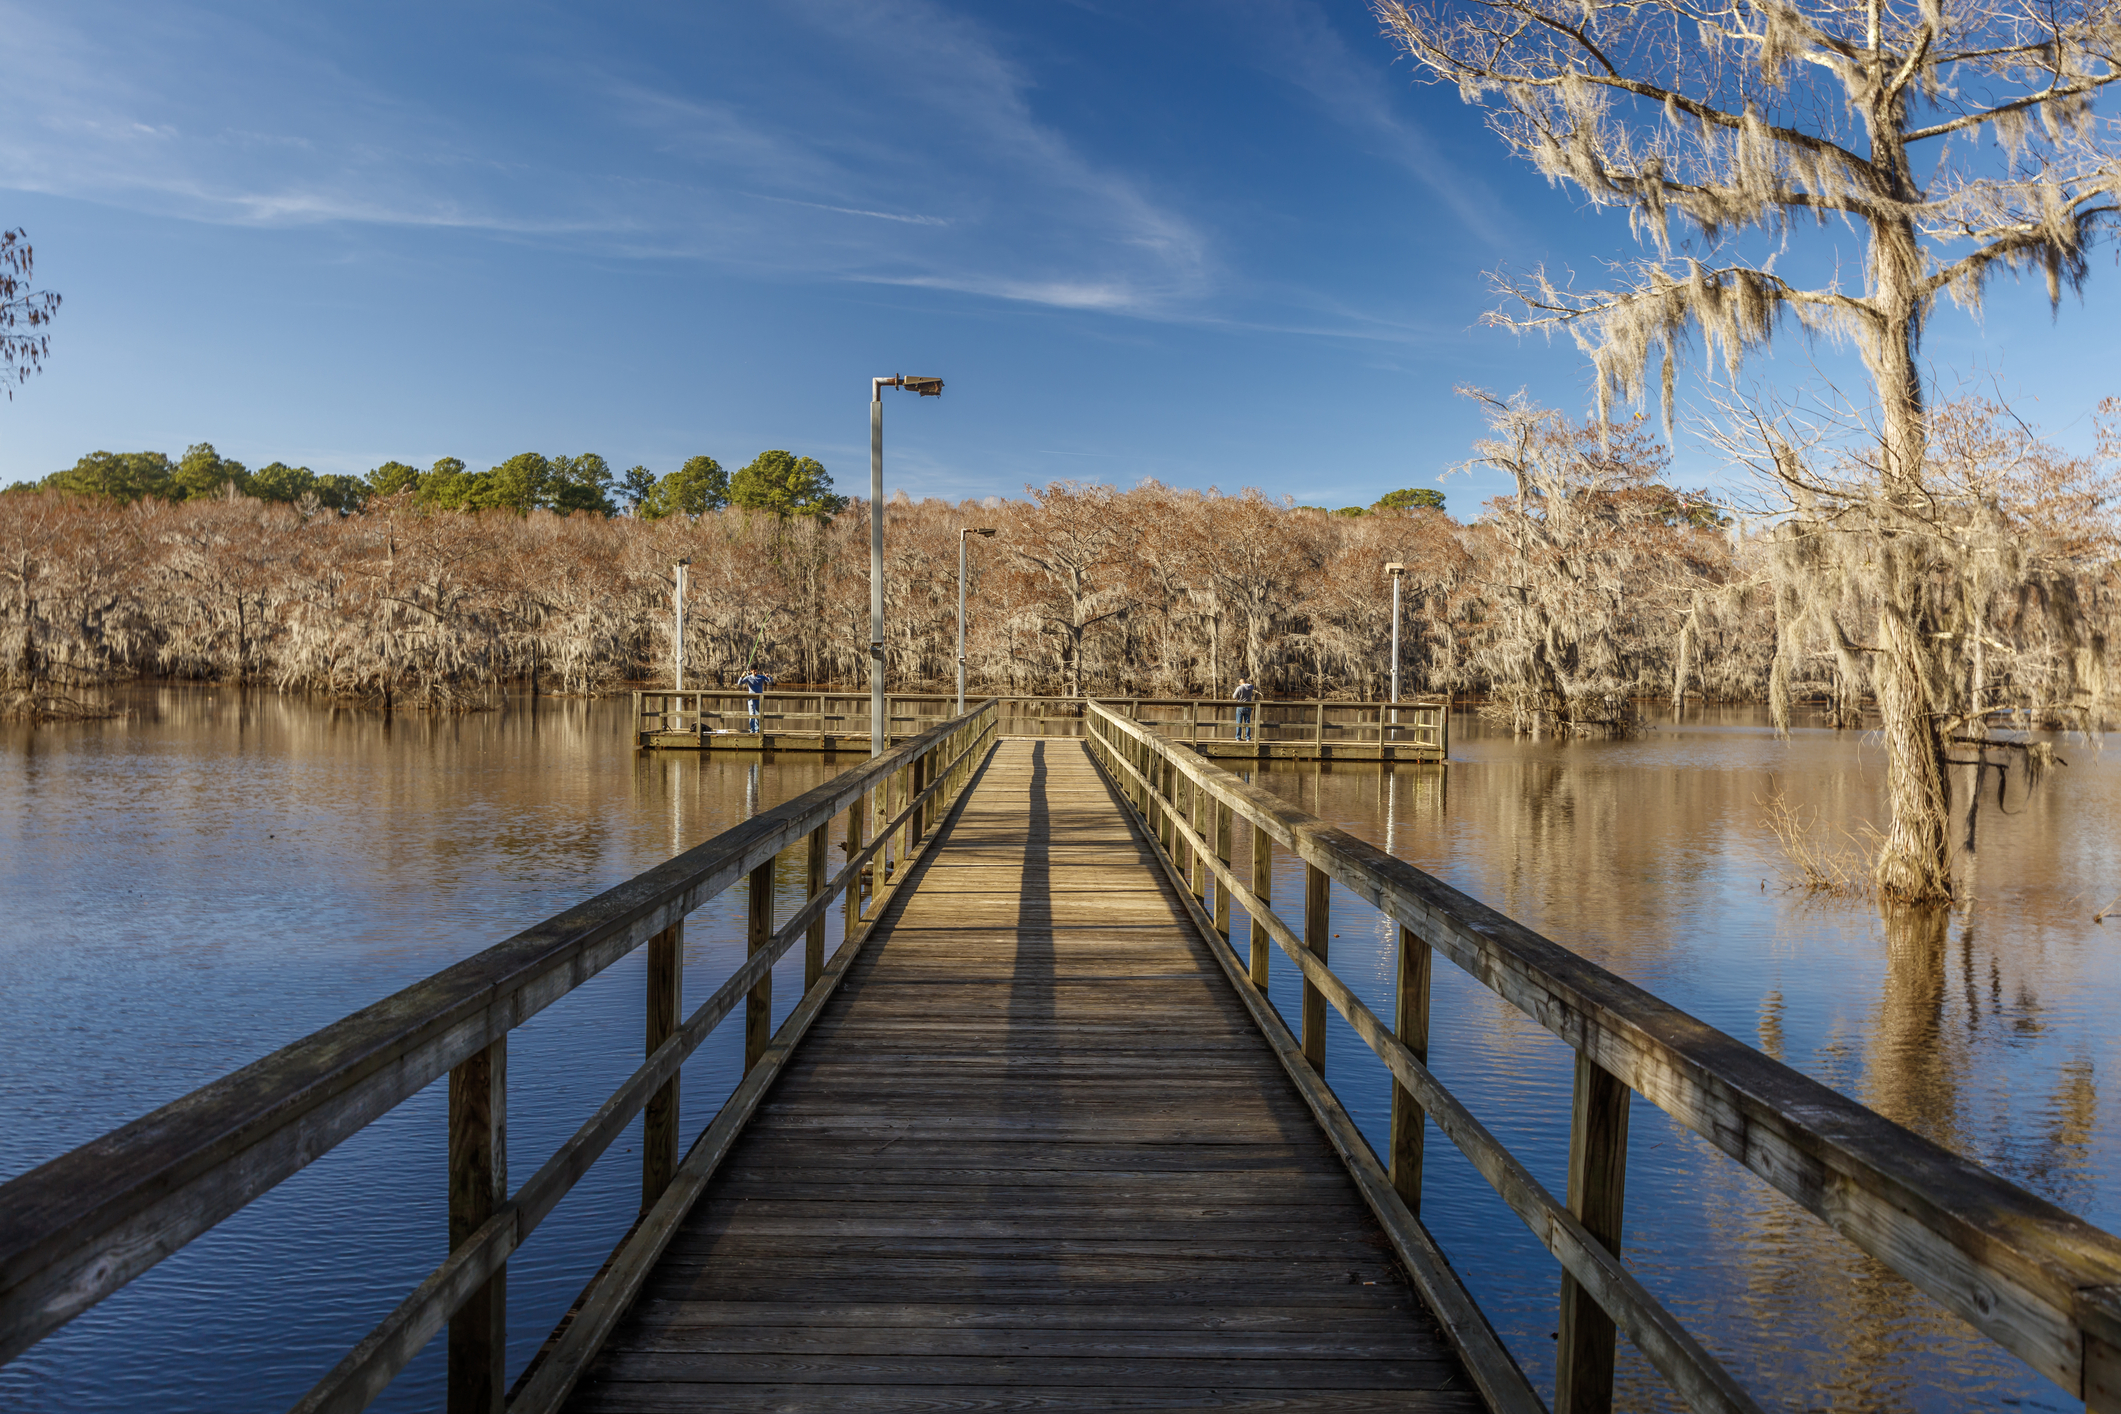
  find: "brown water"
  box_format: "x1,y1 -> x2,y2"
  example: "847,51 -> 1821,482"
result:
1244,707 -> 2118,1413
1,690 -> 2113,1411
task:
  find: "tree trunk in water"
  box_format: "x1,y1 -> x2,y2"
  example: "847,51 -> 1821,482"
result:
1873,605 -> 1953,901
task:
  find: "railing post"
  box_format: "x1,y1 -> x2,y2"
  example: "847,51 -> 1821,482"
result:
1187,774 -> 1207,907
1213,799 -> 1233,944
447,1036 -> 506,1414
1249,824 -> 1271,989
920,749 -> 934,837
1160,756 -> 1176,855
1302,862 -> 1328,1073
846,794 -> 866,927
642,922 -> 682,1211
805,823 -> 828,989
746,859 -> 773,1070
1314,699 -> 1326,746
1556,1054 -> 1633,1414
1389,924 -> 1430,1214
2082,1289 -> 2121,1413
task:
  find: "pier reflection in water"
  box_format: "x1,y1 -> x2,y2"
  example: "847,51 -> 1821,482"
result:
1249,706 -> 2118,1411
1,691 -> 2113,1411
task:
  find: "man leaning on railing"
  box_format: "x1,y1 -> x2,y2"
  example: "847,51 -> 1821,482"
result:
1233,677 -> 1258,741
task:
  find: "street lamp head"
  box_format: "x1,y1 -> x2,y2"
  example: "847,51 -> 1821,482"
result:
1384,561 -> 1406,574
973,527 -> 998,537
896,375 -> 944,397
676,557 -> 693,567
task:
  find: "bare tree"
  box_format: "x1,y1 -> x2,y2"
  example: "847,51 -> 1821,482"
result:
1376,0 -> 2121,480
1378,0 -> 2121,896
0,229 -> 60,397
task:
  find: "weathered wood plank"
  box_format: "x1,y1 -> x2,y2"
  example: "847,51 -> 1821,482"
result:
569,1385 -> 1483,1413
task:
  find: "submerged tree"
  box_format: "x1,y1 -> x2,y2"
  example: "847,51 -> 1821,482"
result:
1462,389 -> 1731,735
1377,0 -> 2121,896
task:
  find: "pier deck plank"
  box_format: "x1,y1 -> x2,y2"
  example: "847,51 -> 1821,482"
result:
564,738 -> 1482,1413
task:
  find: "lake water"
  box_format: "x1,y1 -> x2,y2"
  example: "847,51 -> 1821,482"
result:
2,688 -> 2114,1412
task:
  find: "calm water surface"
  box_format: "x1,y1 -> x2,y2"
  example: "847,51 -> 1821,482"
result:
2,690 -> 2115,1411
1246,708 -> 2119,1413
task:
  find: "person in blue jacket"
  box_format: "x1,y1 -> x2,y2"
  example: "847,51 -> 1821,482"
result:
1232,677 -> 1259,741
737,666 -> 774,732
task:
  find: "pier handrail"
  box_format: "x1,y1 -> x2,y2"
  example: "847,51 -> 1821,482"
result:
1083,700 -> 2121,1414
0,699 -> 1002,1413
634,690 -> 1448,751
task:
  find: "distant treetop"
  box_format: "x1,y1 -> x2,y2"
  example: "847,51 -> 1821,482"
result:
1372,487 -> 1446,514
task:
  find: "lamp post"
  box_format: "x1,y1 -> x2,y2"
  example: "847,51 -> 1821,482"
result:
673,558 -> 691,691
1385,562 -> 1405,739
958,527 -> 998,715
870,374 -> 944,756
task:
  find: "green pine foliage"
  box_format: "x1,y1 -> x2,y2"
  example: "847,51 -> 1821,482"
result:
7,443 -> 841,523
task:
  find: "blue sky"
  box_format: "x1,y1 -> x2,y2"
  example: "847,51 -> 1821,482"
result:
0,0 -> 2112,512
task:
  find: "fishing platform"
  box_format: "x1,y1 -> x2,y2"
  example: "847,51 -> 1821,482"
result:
5,700 -> 2120,1414
632,690 -> 1450,763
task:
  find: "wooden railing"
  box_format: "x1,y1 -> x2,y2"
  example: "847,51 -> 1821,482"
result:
635,691 -> 1447,753
0,700 -> 1001,1414
634,690 -> 931,742
1083,701 -> 2121,1414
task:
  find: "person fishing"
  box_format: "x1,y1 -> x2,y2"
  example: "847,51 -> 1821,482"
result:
737,664 -> 774,732
1232,676 -> 1259,741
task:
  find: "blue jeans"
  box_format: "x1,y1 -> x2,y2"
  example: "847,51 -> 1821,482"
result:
748,697 -> 763,732
1235,706 -> 1252,740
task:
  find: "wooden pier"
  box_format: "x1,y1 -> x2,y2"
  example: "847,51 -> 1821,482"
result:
560,739 -> 1480,1411
8,698 -> 2121,1414
632,691 -> 1449,763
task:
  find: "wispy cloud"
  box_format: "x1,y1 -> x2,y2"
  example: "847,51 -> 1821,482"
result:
1232,0 -> 1514,247
0,0 -> 1482,340
748,194 -> 951,227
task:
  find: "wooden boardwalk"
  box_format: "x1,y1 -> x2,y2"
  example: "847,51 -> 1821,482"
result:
564,737 -> 1482,1413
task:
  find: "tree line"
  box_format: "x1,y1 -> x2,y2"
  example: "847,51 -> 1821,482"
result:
5,394 -> 2106,730
6,445 -> 847,520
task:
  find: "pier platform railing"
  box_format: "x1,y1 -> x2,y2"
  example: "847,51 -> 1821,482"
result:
0,700 -> 1001,1414
636,691 -> 1447,757
1083,700 -> 2121,1414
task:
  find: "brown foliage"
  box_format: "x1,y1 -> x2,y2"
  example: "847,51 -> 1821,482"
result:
2,426 -> 2111,741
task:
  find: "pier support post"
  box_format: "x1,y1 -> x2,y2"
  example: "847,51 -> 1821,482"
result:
1389,925 -> 1430,1214
1556,1054 -> 1632,1414
643,922 -> 682,1211
1302,864 -> 1329,1073
448,1036 -> 507,1414
746,860 -> 773,1070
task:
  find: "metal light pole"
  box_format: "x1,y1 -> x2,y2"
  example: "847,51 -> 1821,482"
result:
673,558 -> 691,691
958,527 -> 998,715
1385,562 -> 1405,738
869,374 -> 944,756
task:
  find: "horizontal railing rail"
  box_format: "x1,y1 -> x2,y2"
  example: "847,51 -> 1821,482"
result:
0,700 -> 1002,1414
1082,700 -> 2121,1414
634,692 -> 1449,751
